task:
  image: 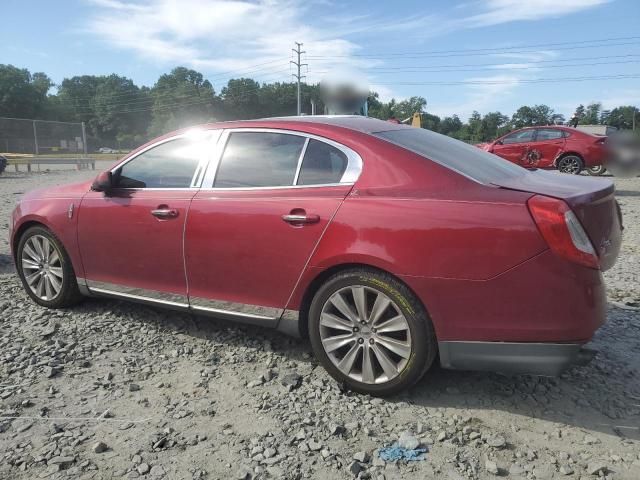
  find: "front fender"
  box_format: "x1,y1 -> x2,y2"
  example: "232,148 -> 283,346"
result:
11,198 -> 85,279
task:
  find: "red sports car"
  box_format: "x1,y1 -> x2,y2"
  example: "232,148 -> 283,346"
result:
477,126 -> 607,174
11,117 -> 623,395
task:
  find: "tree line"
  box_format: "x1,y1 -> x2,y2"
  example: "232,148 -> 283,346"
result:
1,63 -> 638,150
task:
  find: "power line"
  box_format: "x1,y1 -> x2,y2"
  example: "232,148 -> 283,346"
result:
365,53 -> 640,71
307,38 -> 640,59
365,59 -> 640,75
370,73 -> 640,86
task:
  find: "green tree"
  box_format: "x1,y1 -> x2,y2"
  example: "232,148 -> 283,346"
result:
605,105 -> 638,130
93,74 -> 150,148
393,96 -> 427,121
582,102 -> 602,124
148,67 -> 218,137
439,115 -> 463,137
0,64 -> 52,118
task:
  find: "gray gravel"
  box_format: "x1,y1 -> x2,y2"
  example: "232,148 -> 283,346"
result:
1,168 -> 639,480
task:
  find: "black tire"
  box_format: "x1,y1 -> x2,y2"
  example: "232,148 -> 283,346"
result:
16,226 -> 83,308
557,155 -> 584,174
0,155 -> 7,175
587,165 -> 606,176
308,268 -> 437,396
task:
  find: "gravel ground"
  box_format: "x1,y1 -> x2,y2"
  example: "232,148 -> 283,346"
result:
0,168 -> 639,480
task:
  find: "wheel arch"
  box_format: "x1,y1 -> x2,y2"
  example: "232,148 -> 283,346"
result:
290,262 -> 429,340
554,151 -> 584,167
11,220 -> 48,260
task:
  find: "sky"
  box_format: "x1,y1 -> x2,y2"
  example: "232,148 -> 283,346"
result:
2,0 -> 640,120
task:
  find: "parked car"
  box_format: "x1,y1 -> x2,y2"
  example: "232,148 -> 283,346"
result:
0,155 -> 7,174
98,147 -> 118,154
477,126 -> 607,174
11,117 -> 623,395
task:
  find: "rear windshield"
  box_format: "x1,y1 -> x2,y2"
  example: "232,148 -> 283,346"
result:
374,128 -> 526,184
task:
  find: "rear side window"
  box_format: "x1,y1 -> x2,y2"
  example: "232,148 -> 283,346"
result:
536,129 -> 564,141
215,132 -> 305,187
374,127 -> 526,184
116,138 -> 204,188
297,139 -> 348,185
502,130 -> 535,144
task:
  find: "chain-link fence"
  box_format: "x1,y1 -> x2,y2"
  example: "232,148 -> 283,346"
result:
0,117 -> 87,155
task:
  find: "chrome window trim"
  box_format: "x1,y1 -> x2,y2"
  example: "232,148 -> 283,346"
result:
292,137 -> 310,185
109,129 -> 219,190
200,127 -> 363,190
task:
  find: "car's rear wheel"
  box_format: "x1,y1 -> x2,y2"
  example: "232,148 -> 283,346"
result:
308,268 -> 437,396
587,165 -> 607,176
557,155 -> 584,174
16,226 -> 83,308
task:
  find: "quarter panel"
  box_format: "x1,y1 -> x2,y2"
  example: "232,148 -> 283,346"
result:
306,192 -> 547,281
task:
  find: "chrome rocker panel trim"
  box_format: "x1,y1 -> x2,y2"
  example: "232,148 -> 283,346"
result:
79,277 -> 301,335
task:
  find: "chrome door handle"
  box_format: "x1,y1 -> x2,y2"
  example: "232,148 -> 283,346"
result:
151,208 -> 179,219
282,213 -> 320,225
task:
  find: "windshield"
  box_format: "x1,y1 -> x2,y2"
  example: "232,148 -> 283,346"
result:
374,127 -> 527,184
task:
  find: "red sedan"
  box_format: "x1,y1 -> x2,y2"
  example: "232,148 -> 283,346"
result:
477,126 -> 607,174
11,117 -> 623,395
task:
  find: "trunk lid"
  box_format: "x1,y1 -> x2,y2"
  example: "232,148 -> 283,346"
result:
492,170 -> 622,270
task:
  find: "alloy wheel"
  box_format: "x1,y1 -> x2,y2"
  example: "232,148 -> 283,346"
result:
558,156 -> 581,174
319,285 -> 412,384
21,234 -> 64,301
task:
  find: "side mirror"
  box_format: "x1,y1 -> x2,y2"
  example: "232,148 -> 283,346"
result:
494,140 -> 503,146
91,171 -> 113,192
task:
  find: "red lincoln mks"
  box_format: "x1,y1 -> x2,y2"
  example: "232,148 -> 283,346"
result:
11,116 -> 623,395
477,125 -> 607,174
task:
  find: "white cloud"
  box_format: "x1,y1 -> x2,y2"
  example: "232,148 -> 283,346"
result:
84,0 -> 614,102
463,0 -> 611,27
427,75 -> 521,120
85,0 -> 371,86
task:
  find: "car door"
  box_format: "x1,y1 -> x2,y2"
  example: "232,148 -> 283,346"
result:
528,128 -> 566,168
77,132 -> 214,304
184,129 -> 361,322
490,129 -> 535,165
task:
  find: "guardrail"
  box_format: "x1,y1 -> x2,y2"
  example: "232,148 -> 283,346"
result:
8,157 -> 96,172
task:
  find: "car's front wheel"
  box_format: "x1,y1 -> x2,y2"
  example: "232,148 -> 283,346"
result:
557,155 -> 584,174
16,226 -> 83,308
308,268 -> 437,396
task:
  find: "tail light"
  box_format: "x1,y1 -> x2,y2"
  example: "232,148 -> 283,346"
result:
527,195 -> 599,269
594,137 -> 606,145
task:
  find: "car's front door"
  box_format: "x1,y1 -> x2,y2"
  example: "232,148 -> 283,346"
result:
491,129 -> 535,165
184,129 -> 361,321
529,128 -> 566,168
77,133 -> 213,304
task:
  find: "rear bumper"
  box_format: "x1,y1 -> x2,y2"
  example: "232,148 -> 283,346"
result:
439,341 -> 596,376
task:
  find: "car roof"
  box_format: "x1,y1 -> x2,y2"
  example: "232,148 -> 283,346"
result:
215,115 -> 407,135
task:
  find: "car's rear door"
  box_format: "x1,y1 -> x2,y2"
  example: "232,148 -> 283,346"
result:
528,128 -> 566,168
78,132 -> 216,304
491,129 -> 535,165
184,129 -> 361,322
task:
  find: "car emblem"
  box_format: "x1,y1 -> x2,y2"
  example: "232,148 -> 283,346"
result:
600,238 -> 611,253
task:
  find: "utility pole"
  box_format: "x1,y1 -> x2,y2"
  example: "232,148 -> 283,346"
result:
291,42 -> 307,116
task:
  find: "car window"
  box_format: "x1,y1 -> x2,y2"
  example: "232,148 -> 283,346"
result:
116,138 -> 204,188
501,130 -> 535,144
374,127 -> 526,184
535,129 -> 564,141
297,139 -> 348,185
214,132 -> 306,188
